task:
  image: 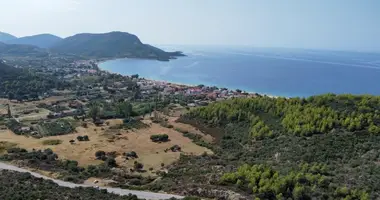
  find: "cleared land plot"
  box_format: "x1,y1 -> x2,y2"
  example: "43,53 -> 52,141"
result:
0,119 -> 212,173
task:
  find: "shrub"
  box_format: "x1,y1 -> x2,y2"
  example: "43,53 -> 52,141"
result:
77,136 -> 84,141
7,147 -> 27,153
77,135 -> 90,142
42,139 -> 63,145
83,135 -> 89,141
105,157 -> 117,168
95,151 -> 106,160
170,145 -> 181,152
150,134 -> 169,142
134,161 -> 144,170
125,151 -> 138,158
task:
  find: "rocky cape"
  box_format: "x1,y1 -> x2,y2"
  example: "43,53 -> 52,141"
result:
0,31 -> 184,61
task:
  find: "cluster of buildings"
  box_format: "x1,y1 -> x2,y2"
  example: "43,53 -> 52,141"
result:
137,79 -> 258,103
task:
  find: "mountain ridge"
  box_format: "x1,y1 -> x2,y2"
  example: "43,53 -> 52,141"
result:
0,41 -> 48,57
50,31 -> 184,61
5,34 -> 62,48
0,32 -> 17,42
0,31 -> 184,61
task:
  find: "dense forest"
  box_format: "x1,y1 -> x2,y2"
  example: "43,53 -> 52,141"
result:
148,94 -> 380,199
0,62 -> 68,99
187,94 -> 380,138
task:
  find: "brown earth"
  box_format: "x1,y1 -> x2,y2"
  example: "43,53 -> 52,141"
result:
0,118 -> 213,173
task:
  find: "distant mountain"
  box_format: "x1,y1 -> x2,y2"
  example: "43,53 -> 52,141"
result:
6,34 -> 62,48
0,32 -> 17,42
0,42 -> 47,57
50,31 -> 184,61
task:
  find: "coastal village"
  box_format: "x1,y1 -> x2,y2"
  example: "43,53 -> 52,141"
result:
0,56 -> 262,199
68,60 -> 259,104
0,57 -> 258,168
2,58 -> 259,105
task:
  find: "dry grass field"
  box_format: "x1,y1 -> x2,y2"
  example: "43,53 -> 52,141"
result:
0,96 -> 70,119
0,117 -> 213,173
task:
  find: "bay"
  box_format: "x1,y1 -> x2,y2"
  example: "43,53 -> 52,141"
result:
99,46 -> 380,97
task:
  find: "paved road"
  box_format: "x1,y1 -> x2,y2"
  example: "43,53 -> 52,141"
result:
0,162 -> 183,200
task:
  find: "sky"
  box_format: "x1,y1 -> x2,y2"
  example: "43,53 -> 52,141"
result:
0,0 -> 379,52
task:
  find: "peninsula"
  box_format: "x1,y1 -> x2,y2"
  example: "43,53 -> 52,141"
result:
0,31 -> 185,61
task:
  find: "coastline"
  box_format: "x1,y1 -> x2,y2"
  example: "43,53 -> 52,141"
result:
97,59 -> 281,98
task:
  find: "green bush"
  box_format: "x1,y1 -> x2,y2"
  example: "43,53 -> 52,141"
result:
134,161 -> 144,170
42,139 -> 62,145
77,135 -> 90,141
150,134 -> 169,142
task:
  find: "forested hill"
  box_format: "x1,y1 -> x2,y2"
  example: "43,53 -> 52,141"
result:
175,94 -> 380,199
0,42 -> 48,57
50,31 -> 184,61
0,61 -> 61,100
0,32 -> 17,42
5,34 -> 62,48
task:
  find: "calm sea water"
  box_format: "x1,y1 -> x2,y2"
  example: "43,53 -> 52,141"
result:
99,46 -> 380,97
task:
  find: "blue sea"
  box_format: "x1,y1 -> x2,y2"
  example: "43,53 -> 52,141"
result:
99,46 -> 380,97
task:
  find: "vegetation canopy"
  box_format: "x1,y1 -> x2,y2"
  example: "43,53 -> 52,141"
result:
147,94 -> 380,199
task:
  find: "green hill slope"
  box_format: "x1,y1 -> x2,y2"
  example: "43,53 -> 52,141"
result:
6,34 -> 62,48
0,42 -> 47,57
0,32 -> 17,42
51,31 -> 184,61
150,94 -> 380,199
0,61 -> 57,99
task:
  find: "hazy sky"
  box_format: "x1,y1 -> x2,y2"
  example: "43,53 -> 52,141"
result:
0,0 -> 379,52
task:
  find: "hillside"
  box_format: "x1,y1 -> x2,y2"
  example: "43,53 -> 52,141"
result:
147,94 -> 380,199
0,42 -> 47,57
51,31 -> 184,61
0,60 -> 19,74
0,32 -> 17,42
0,61 -> 57,99
5,34 -> 62,48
